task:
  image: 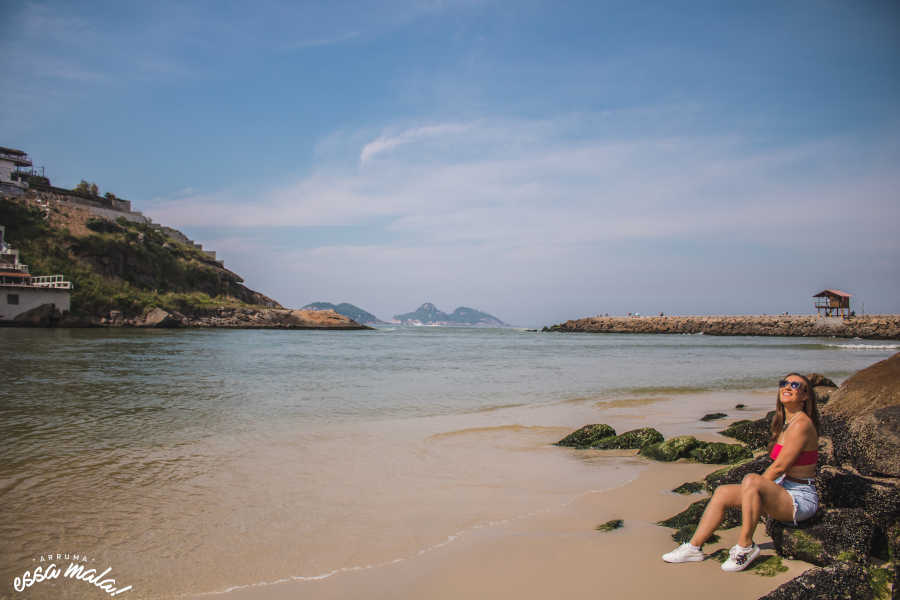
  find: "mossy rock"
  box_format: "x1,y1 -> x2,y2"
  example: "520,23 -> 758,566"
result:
658,498 -> 742,530
701,412 -> 728,421
710,550 -> 788,577
766,507 -> 876,567
672,481 -> 704,494
718,415 -> 771,450
671,526 -> 718,544
704,455 -> 772,492
555,423 -> 617,448
595,519 -> 624,532
689,441 -> 753,464
639,435 -> 701,461
592,427 -> 663,449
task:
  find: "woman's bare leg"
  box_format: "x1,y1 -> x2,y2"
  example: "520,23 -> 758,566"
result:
737,474 -> 795,547
689,484 -> 742,547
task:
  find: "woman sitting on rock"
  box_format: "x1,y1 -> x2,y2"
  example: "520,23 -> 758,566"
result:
662,373 -> 820,571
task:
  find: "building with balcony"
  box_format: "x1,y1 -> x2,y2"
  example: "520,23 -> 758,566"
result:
0,225 -> 72,322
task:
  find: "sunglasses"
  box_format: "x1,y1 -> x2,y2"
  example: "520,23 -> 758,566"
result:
778,380 -> 805,390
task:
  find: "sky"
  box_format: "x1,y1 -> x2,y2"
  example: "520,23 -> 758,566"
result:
2,0 -> 899,327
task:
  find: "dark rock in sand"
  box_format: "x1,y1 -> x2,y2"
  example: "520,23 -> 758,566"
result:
591,427 -> 663,450
756,561 -> 875,600
766,508 -> 876,566
658,498 -> 742,531
671,481 -> 704,494
701,412 -> 728,421
704,454 -> 772,492
821,353 -> 900,477
595,519 -> 623,532
672,526 -> 718,544
689,441 -> 753,464
719,412 -> 773,450
639,435 -> 700,461
555,424 -> 616,448
735,403 -> 747,409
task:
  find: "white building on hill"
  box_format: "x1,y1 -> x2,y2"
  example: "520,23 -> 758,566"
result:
0,146 -> 32,189
0,225 -> 72,322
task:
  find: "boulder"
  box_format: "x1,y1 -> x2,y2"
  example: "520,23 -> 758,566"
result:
807,373 -> 838,388
591,427 -> 663,449
815,466 -> 900,528
821,353 -> 900,477
689,442 -> 753,464
658,498 -> 742,531
766,508 -> 876,566
639,435 -> 701,461
12,303 -> 62,326
704,454 -> 772,492
813,385 -> 834,405
142,307 -> 182,328
719,412 -> 773,449
700,412 -> 728,421
555,424 -> 616,448
756,561 -> 874,600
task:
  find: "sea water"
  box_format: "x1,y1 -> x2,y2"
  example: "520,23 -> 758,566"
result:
1,327 -> 896,598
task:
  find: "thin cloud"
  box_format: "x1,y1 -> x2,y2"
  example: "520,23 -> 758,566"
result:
360,123 -> 472,163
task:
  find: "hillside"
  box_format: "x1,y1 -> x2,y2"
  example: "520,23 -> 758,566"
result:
0,194 -> 366,329
302,302 -> 385,324
393,302 -> 508,327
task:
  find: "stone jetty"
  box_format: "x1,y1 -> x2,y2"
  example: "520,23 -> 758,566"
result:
544,315 -> 900,340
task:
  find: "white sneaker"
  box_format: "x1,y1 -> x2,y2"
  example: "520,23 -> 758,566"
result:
721,543 -> 760,572
662,543 -> 704,563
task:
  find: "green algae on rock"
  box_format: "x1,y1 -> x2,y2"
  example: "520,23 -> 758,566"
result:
595,519 -> 624,532
591,427 -> 663,450
671,481 -> 704,495
689,441 -> 753,464
639,435 -> 701,461
555,424 -> 616,448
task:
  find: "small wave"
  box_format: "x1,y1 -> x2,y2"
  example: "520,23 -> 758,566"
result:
825,343 -> 900,350
428,424 -> 565,440
594,396 -> 668,409
468,402 -> 528,413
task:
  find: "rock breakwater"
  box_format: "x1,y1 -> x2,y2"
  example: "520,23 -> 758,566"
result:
59,307 -> 372,330
544,315 -> 900,339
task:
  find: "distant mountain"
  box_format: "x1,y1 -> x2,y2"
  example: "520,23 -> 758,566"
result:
302,302 -> 385,324
393,302 -> 508,327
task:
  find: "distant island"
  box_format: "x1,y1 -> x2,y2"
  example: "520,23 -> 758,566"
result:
393,302 -> 508,327
302,302 -> 386,325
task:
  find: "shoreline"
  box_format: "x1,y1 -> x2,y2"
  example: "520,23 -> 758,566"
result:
206,456 -> 804,600
193,397 -> 803,600
544,314 -> 900,339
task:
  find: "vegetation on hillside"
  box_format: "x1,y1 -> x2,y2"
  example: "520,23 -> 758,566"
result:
0,197 -> 276,318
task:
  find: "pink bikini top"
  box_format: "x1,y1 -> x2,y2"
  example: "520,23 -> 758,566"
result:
769,444 -> 818,466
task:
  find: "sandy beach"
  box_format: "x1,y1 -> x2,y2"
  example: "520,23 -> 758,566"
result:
205,458 -> 805,600
195,391 -> 808,600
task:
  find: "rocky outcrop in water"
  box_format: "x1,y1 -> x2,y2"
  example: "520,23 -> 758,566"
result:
543,315 -> 900,339
86,307 -> 371,330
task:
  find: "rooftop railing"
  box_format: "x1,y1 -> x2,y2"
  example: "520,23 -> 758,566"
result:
31,275 -> 72,289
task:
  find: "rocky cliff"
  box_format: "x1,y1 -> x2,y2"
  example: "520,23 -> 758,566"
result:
1,195 -> 369,330
544,315 -> 900,340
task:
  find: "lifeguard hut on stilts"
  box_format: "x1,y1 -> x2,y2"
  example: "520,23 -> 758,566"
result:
813,289 -> 851,319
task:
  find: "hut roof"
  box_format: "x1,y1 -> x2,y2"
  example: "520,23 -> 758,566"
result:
813,289 -> 851,298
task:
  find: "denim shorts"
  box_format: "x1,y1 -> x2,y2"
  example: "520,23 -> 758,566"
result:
775,475 -> 819,524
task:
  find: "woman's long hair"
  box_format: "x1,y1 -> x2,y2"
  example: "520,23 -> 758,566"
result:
768,373 -> 821,451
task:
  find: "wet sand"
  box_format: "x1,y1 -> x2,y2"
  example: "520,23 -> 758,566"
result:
205,451 -> 806,600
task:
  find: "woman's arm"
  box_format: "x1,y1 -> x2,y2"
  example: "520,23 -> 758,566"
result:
761,419 -> 812,481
